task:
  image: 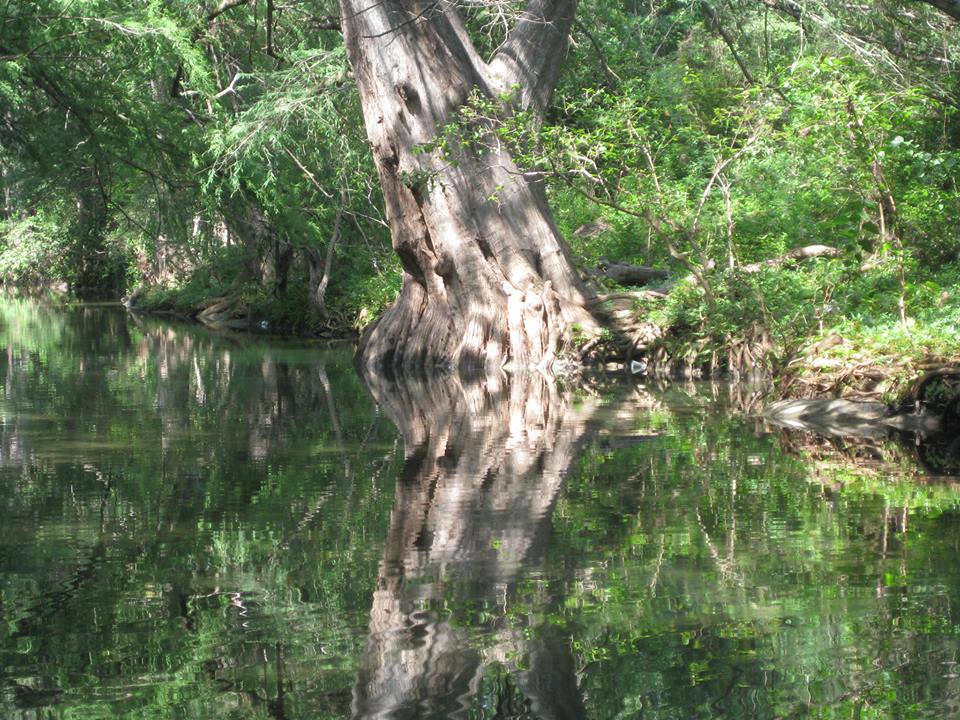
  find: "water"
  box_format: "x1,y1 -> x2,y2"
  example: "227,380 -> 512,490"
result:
0,299 -> 959,719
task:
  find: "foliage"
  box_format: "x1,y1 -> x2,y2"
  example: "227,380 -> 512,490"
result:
0,0 -> 958,351
0,213 -> 69,286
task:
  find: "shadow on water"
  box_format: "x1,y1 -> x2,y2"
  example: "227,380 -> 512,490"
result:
352,370 -> 612,719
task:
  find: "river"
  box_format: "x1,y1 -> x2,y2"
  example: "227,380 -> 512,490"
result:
1,298 -> 959,719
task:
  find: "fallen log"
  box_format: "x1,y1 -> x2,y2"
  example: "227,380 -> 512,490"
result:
594,263 -> 669,286
742,245 -> 840,273
573,218 -> 614,238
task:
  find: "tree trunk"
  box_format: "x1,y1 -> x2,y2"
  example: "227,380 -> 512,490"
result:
307,203 -> 343,317
270,236 -> 293,297
919,0 -> 960,22
1,164 -> 10,221
340,1 -> 599,375
223,191 -> 281,288
71,180 -> 123,299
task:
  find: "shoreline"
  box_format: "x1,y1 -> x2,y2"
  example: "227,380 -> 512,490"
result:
128,293 -> 960,435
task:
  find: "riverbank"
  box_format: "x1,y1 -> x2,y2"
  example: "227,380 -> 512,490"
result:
124,255 -> 960,431
583,257 -> 960,421
128,283 -> 360,340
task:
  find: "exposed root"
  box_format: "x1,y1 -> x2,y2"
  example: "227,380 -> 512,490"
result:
774,353 -> 960,433
196,295 -> 244,327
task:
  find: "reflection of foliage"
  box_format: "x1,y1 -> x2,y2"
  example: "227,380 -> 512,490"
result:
351,378 -> 960,719
2,303 -> 960,718
0,299 -> 402,718
542,389 -> 960,719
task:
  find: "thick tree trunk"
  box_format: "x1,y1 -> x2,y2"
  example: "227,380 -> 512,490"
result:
919,0 -> 960,22
340,1 -> 598,375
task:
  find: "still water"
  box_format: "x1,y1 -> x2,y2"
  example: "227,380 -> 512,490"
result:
0,299 -> 959,719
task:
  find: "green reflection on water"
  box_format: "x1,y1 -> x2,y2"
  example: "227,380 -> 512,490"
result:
0,298 -> 958,719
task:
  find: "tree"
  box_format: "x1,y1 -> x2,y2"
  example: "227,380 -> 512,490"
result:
339,1 -> 601,374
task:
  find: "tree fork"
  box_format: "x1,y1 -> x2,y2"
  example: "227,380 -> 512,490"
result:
340,0 -> 605,375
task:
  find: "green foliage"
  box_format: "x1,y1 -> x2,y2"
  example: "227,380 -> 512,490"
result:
0,214 -> 68,286
0,0 -> 391,320
0,0 -> 958,348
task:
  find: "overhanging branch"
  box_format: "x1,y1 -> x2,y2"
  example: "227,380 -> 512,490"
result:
206,0 -> 251,24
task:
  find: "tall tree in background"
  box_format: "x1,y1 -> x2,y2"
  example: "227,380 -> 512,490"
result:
340,1 -> 600,374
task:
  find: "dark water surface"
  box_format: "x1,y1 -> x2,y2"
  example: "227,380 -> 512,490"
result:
1,299 -> 959,719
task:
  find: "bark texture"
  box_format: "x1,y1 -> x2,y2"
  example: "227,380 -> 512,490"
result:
340,1 -> 598,374
352,371 -> 598,718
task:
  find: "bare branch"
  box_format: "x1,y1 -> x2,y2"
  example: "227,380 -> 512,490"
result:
573,18 -> 620,90
700,1 -> 755,86
754,0 -> 804,22
284,147 -> 334,199
206,0 -> 251,24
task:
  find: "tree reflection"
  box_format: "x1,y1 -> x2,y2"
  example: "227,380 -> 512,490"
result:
4,299 -> 960,719
354,371 -> 600,719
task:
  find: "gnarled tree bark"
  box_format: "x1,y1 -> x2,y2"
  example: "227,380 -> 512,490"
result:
340,0 -> 600,375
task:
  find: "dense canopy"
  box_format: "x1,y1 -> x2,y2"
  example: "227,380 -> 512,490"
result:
1,0 -> 959,374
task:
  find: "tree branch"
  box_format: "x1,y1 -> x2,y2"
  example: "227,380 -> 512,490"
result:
488,0 -> 579,113
753,0 -> 804,22
206,0 -> 251,24
309,15 -> 342,31
573,19 -> 620,90
741,245 -> 840,272
700,1 -> 755,86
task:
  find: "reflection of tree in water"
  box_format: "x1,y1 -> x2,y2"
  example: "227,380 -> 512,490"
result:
354,371 -> 602,719
5,300 -> 960,718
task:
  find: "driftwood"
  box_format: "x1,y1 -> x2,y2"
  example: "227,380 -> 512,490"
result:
593,244 -> 835,290
741,244 -> 840,273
